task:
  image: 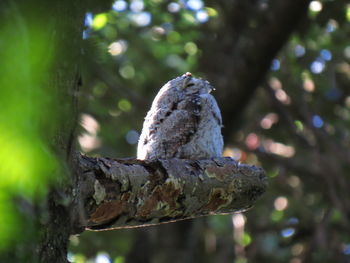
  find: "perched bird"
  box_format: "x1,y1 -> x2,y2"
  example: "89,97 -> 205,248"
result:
137,72 -> 223,160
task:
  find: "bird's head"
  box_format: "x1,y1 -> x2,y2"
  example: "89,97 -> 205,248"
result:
172,72 -> 214,95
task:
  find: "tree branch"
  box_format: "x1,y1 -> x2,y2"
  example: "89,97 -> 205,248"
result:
71,154 -> 267,233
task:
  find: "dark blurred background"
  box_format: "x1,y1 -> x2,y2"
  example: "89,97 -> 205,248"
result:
67,0 -> 350,262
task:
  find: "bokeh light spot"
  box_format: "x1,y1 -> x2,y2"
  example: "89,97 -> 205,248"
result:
93,13 -> 108,30
291,243 -> 304,256
269,77 -> 282,90
68,253 -> 86,263
186,0 -> 204,11
129,12 -> 152,27
281,228 -> 295,238
275,89 -> 291,105
80,114 -> 100,135
196,10 -> 209,23
78,134 -> 101,153
320,49 -> 332,61
168,2 -> 181,13
205,7 -> 218,17
312,115 -> 324,128
288,176 -> 301,188
271,59 -> 280,71
82,30 -> 89,40
343,244 -> 350,255
260,113 -> 279,129
310,59 -> 325,74
79,114 -> 101,152
309,1 -> 322,12
294,120 -> 304,131
130,0 -> 145,12
118,99 -> 132,112
184,42 -> 198,55
326,19 -> 338,32
126,130 -> 139,144
263,140 -> 295,158
96,252 -> 111,263
232,213 -> 246,229
151,26 -> 166,41
93,82 -> 108,97
183,12 -> 196,23
112,0 -> 128,12
274,196 -> 288,211
243,233 -> 252,246
108,40 -> 128,56
67,252 -> 74,262
245,133 -> 260,150
84,12 -> 93,27
294,45 -> 305,57
303,78 -> 315,92
119,65 -> 135,79
223,147 -> 243,161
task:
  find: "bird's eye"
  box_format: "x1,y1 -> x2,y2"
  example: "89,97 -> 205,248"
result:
186,83 -> 195,87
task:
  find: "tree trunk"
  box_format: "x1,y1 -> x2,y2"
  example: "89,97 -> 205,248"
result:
199,0 -> 311,137
0,1 -> 85,262
36,3 -> 84,262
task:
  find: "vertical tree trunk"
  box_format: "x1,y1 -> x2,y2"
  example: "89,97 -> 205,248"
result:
0,1 -> 86,262
35,2 -> 84,262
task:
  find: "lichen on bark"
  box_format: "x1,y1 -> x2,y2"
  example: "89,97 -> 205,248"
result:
74,155 -> 267,232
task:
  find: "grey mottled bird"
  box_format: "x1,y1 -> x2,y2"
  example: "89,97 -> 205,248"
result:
137,72 -> 223,160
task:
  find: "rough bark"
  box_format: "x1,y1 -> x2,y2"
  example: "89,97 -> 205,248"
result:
71,155 -> 267,232
33,2 -> 85,263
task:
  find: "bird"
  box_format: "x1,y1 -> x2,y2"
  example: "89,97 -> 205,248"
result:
137,72 -> 223,160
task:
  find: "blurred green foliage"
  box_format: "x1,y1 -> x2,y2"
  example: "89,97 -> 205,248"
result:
0,2 -> 60,252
